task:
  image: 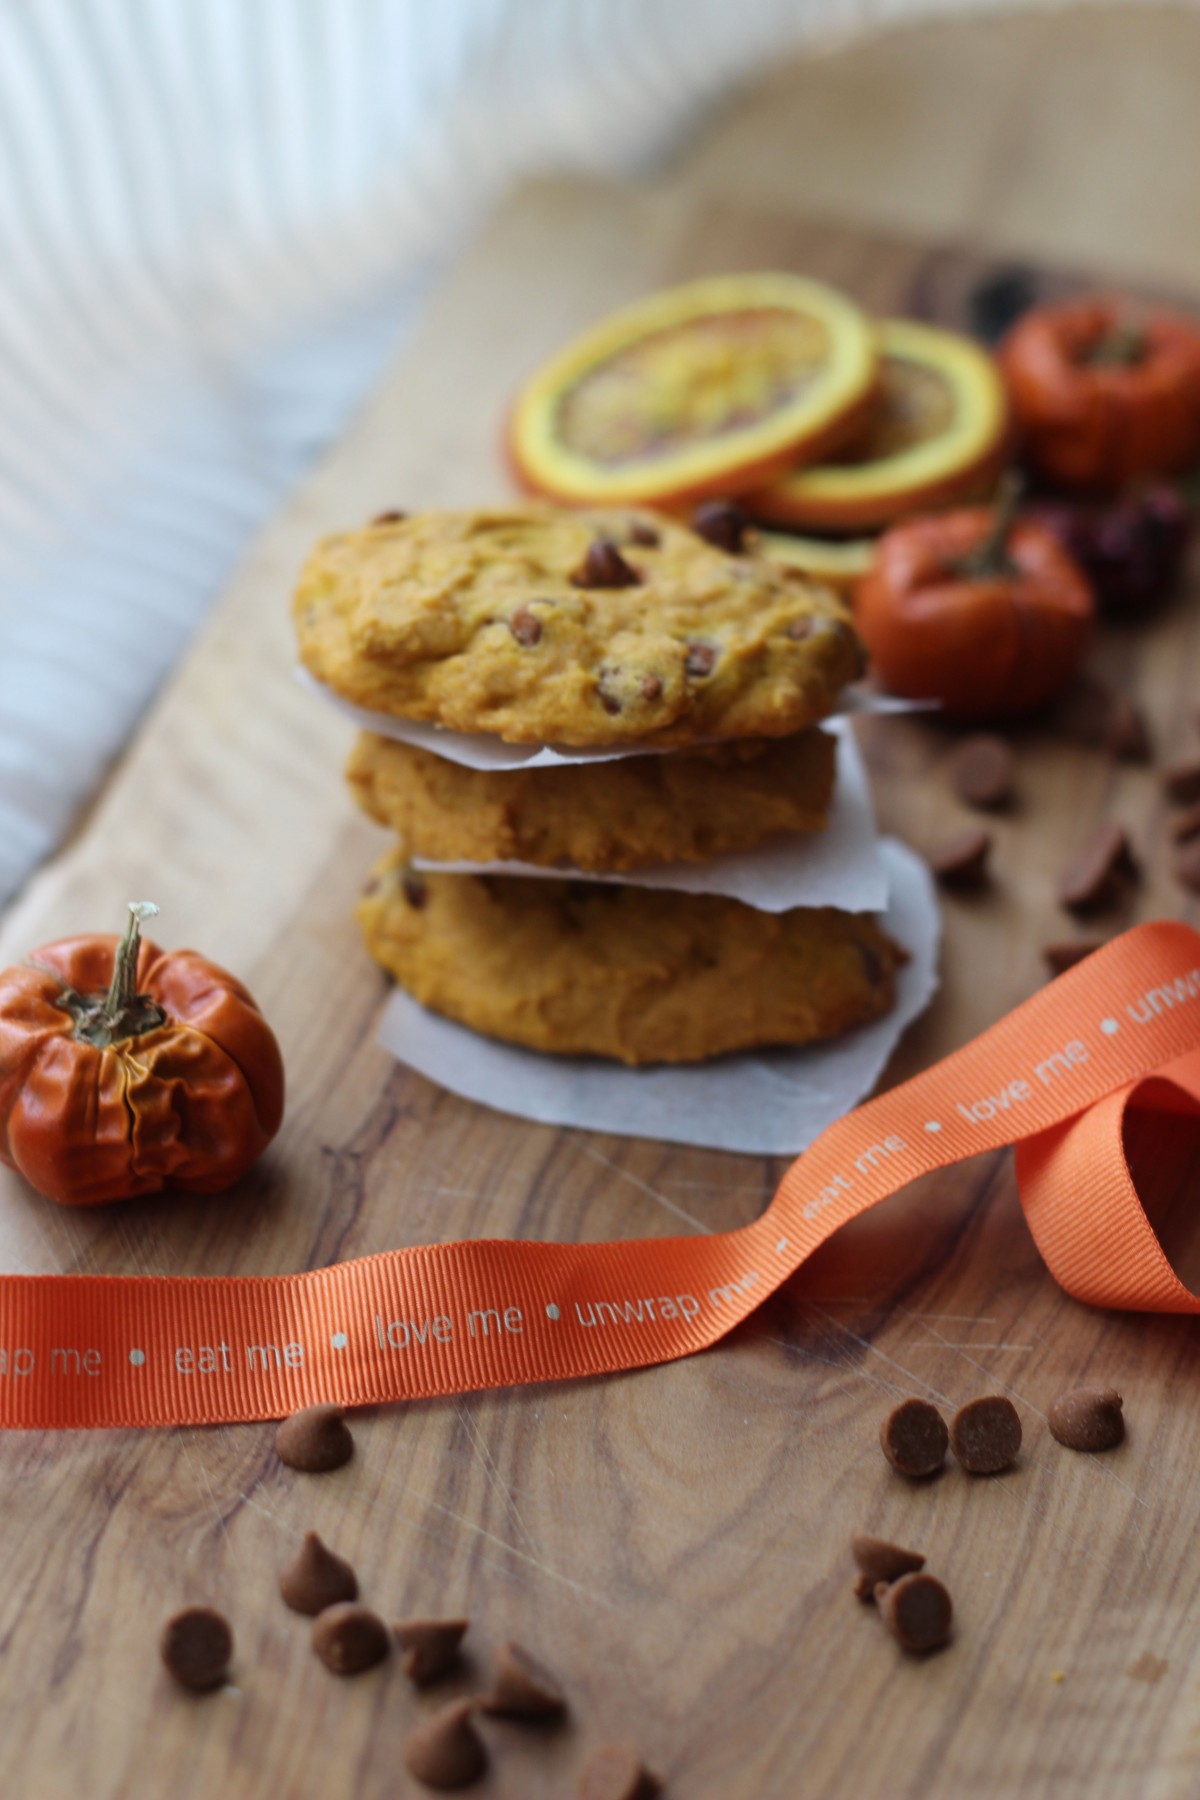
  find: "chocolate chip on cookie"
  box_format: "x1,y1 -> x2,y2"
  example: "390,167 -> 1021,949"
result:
596,671 -> 623,715
571,537 -> 641,589
685,641 -> 717,679
692,499 -> 748,553
402,870 -> 429,910
785,615 -> 853,655
626,519 -> 661,547
508,606 -> 543,646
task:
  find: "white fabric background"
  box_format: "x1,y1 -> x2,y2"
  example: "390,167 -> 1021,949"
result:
0,0 -> 1092,903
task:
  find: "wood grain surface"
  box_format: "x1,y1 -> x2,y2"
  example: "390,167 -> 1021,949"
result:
4,12 -> 1200,1799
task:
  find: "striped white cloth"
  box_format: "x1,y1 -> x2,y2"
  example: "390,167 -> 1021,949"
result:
0,0 -> 1068,903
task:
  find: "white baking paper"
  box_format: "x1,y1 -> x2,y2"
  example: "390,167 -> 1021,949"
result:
296,666 -> 916,771
413,719 -> 887,913
375,838 -> 940,1155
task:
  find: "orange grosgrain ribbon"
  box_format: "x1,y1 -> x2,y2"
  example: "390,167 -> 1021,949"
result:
2,921 -> 1200,1429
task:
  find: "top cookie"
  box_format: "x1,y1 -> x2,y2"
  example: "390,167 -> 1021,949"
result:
293,505 -> 863,748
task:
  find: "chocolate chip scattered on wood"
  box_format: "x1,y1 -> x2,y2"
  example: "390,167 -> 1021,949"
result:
692,499 -> 748,553
1107,697 -> 1151,762
275,1404 -> 355,1473
880,1398 -> 949,1478
311,1603 -> 390,1675
876,1572 -> 953,1654
160,1607 -> 233,1692
949,734 -> 1016,810
571,537 -> 642,589
850,1532 -> 926,1601
1048,1386 -> 1125,1453
1162,755 -> 1200,806
404,1698 -> 489,1791
1043,939 -> 1105,976
1053,679 -> 1150,761
926,826 -> 992,887
278,1531 -> 358,1616
1176,837 -> 1200,894
578,1742 -> 663,1800
950,1395 -> 1022,1474
1057,822 -> 1138,913
1169,802 -> 1200,844
480,1640 -> 567,1719
1054,674 -> 1115,747
394,1618 -> 468,1686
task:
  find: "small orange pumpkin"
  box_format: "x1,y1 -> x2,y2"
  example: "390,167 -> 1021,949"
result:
855,485 -> 1094,719
0,902 -> 284,1206
1001,296 -> 1200,493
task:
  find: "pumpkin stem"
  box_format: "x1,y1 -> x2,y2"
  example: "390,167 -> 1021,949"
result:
1086,324 -> 1146,368
957,473 -> 1023,580
65,901 -> 167,1048
102,901 -> 159,1027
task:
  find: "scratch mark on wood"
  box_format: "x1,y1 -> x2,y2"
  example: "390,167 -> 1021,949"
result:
805,1306 -> 956,1408
414,1496 -> 621,1611
581,1146 -> 712,1235
455,1406 -> 537,1554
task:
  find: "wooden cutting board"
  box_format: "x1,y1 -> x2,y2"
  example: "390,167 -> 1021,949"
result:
4,74 -> 1200,1800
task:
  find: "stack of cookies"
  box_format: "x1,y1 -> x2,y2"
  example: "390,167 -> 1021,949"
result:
293,502 -> 905,1066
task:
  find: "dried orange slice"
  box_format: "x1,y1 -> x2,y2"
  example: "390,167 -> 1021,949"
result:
507,273 -> 879,509
749,319 -> 1009,531
756,528 -> 875,598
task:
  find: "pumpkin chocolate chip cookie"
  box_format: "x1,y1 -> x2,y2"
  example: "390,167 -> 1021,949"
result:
358,852 -> 905,1066
294,504 -> 862,749
346,727 -> 836,872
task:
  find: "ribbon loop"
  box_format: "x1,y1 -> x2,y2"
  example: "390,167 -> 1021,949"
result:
1018,1049 -> 1200,1313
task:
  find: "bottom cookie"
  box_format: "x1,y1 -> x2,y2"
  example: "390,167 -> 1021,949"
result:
358,851 -> 905,1066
